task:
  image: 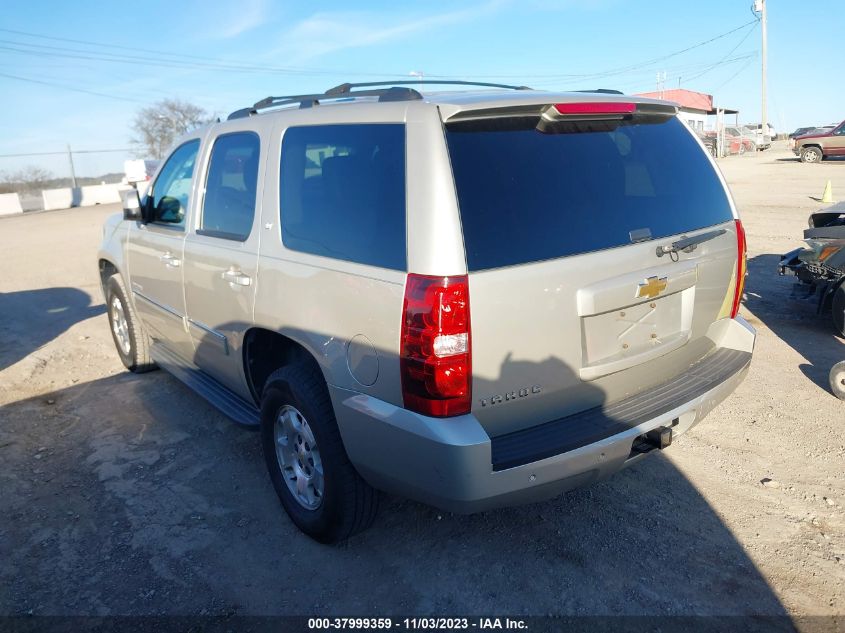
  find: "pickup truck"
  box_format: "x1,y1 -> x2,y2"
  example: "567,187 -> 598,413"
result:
792,119 -> 845,163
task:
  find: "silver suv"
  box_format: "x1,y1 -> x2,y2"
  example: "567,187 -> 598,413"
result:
98,82 -> 755,542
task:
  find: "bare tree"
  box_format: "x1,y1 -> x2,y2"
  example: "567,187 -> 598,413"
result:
0,166 -> 54,194
131,99 -> 211,159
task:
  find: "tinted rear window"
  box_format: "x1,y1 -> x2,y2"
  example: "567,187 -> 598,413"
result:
280,124 -> 406,271
446,116 -> 733,271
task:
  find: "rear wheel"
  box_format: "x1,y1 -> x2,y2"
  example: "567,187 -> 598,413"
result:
105,275 -> 156,373
260,363 -> 379,543
800,146 -> 823,163
830,361 -> 845,400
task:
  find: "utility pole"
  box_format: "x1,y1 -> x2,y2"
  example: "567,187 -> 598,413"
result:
67,144 -> 77,189
655,71 -> 667,99
758,0 -> 768,136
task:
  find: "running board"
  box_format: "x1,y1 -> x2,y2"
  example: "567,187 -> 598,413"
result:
150,342 -> 260,428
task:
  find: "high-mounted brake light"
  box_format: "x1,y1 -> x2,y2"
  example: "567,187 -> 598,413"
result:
731,219 -> 747,319
400,274 -> 471,417
553,102 -> 637,115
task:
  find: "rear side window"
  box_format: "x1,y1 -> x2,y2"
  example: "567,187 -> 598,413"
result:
446,116 -> 733,271
279,124 -> 406,271
200,132 -> 260,240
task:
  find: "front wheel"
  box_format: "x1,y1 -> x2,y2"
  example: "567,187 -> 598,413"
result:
105,275 -> 156,373
260,363 -> 379,543
830,361 -> 845,400
800,146 -> 823,163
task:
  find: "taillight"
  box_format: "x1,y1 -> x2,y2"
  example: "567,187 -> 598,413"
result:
731,219 -> 747,319
400,274 -> 471,417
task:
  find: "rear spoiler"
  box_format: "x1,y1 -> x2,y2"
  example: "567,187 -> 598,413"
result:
445,101 -> 678,134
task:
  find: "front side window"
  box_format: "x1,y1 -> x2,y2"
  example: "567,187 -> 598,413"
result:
200,132 -> 261,240
149,140 -> 200,227
279,124 -> 406,271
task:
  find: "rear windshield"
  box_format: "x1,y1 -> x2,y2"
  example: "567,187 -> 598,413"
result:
445,116 -> 733,271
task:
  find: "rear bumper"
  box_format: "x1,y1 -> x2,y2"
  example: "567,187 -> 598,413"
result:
331,317 -> 755,514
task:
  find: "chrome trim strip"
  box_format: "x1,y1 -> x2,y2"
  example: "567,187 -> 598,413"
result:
187,318 -> 230,355
132,290 -> 183,319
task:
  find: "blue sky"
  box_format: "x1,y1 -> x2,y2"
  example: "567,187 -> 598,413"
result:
0,0 -> 842,177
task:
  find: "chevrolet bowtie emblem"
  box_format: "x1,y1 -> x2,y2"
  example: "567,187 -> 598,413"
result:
637,275 -> 668,299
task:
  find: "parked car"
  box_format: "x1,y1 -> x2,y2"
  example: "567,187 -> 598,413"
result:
98,82 -> 755,542
737,125 -> 772,150
748,122 -> 776,140
790,126 -> 817,139
792,119 -> 845,163
694,128 -> 717,157
723,126 -> 758,153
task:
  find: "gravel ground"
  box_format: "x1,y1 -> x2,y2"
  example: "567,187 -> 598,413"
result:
0,143 -> 842,619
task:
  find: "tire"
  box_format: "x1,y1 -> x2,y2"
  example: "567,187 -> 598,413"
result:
832,284 -> 845,338
105,275 -> 157,373
260,363 -> 379,543
830,361 -> 845,401
800,146 -> 823,163
738,143 -> 746,155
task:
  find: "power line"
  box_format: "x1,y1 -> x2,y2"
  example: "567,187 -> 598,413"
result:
1,18 -> 762,85
528,53 -> 758,92
681,21 -> 758,84
713,56 -> 757,91
426,18 -> 761,81
0,148 -> 131,158
0,35 -> 399,77
0,70 -> 145,102
0,19 -> 766,108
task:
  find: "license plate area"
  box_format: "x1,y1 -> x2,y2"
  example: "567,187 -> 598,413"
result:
579,287 -> 695,381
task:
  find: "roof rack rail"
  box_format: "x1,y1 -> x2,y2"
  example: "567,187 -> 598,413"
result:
227,80 -> 534,120
574,89 -> 625,95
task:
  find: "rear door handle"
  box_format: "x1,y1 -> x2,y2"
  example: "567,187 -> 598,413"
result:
222,268 -> 252,287
159,252 -> 181,268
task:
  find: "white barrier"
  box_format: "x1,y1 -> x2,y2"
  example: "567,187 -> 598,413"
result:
0,192 -> 23,216
42,184 -> 131,211
42,187 -> 77,211
80,184 -> 123,205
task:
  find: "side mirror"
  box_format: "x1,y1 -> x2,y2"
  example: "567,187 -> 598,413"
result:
155,196 -> 184,224
122,189 -> 143,221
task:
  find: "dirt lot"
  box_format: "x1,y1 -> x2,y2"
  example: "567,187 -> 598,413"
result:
0,144 -> 843,619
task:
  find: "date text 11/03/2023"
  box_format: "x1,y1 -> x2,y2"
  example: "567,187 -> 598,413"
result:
307,617 -> 528,630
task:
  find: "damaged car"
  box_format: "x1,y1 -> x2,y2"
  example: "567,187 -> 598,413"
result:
780,203 -> 845,399
779,203 -> 845,338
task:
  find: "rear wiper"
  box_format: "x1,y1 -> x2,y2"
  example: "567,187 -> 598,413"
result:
656,228 -> 727,259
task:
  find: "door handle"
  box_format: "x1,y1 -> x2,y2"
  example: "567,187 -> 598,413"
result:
159,252 -> 181,268
221,268 -> 252,287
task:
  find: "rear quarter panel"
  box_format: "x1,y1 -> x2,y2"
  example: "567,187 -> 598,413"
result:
253,102 -> 452,408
